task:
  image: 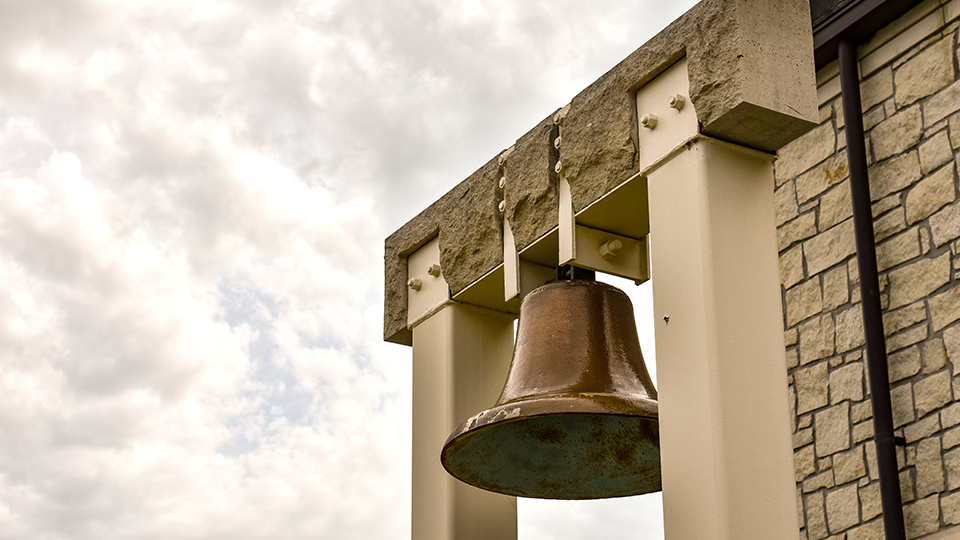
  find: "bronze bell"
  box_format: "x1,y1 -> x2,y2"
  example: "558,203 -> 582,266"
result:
440,279 -> 660,499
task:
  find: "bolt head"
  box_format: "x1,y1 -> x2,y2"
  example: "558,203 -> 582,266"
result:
641,114 -> 658,129
498,200 -> 506,214
407,278 -> 422,291
668,94 -> 685,110
427,264 -> 442,277
499,176 -> 506,189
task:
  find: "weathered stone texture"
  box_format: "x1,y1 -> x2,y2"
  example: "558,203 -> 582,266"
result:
801,314 -> 837,364
836,307 -> 865,353
870,105 -> 922,162
891,382 -> 916,429
776,180 -> 800,226
887,252 -> 952,309
868,151 -> 923,201
904,495 -> 940,539
806,491 -> 828,540
873,206 -> 906,242
816,402 -> 851,456
826,484 -> 859,533
796,444 -> 816,481
823,265 -> 849,311
831,363 -> 863,404
504,117 -> 559,251
904,414 -> 940,444
781,212 -> 819,251
795,151 -> 848,204
858,482 -> 882,522
915,437 -> 944,498
819,182 -> 853,232
805,219 -> 856,277
915,370 -> 953,418
883,302 -> 927,337
847,518 -> 883,540
861,67 -> 893,112
876,227 -> 921,272
894,37 -> 956,108
888,346 -> 921,383
931,286 -> 960,332
944,490 -> 960,525
797,362 -> 830,414
905,163 -> 957,224
781,244 -> 805,289
778,123 -> 838,185
947,446 -> 960,490
918,130 -> 953,174
923,79 -> 960,127
788,278 -> 824,327
886,325 -> 929,354
931,199 -> 960,247
834,446 -> 867,484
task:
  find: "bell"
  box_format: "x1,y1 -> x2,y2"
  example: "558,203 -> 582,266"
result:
440,279 -> 660,499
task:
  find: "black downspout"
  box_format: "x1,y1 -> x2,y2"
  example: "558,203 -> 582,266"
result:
837,38 -> 906,540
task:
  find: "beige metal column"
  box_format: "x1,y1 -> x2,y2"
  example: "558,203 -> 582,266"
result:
411,302 -> 518,540
647,139 -> 799,540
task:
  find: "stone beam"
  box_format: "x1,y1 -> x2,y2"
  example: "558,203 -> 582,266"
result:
385,0 -> 818,345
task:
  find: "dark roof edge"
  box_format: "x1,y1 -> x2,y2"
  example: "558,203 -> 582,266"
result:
812,0 -> 918,69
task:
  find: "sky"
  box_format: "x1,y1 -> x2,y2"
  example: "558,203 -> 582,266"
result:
0,0 -> 699,538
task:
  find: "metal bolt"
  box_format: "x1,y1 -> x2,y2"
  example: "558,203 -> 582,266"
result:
499,176 -> 506,189
641,114 -> 658,129
554,136 -> 561,149
663,315 -> 670,324
408,278 -> 422,291
498,154 -> 506,166
599,239 -> 623,260
668,94 -> 685,110
554,160 -> 564,174
553,112 -> 564,125
498,200 -> 506,213
427,264 -> 441,277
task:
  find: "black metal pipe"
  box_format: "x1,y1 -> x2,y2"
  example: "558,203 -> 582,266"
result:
837,38 -> 906,540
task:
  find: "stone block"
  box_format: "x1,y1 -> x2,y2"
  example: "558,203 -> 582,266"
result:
849,258 -> 860,284
887,325 -> 929,353
870,105 -> 923,161
816,402 -> 851,456
868,151 -> 922,202
778,123 -> 838,184
786,327 -> 799,347
806,491 -> 828,540
915,437 -> 944,498
873,206 -> 906,242
863,106 -> 886,132
801,314 -> 837,364
943,490 -> 960,525
918,130 -> 954,174
805,219 -> 857,277
797,362 -> 830,414
904,414 -> 940,444
504,117 -> 560,251
865,441 -> 879,481
834,446 -> 867,485
779,211 -> 818,251
854,420 -> 874,443
787,277 -> 824,327
951,114 -> 960,149
944,324 -> 960,364
862,66 -> 893,112
831,362 -> 863,404
931,198 -> 960,247
904,495 -> 940,539
876,227 -> 921,272
891,382 -> 916,429
836,307 -> 865,354
873,193 -> 901,218
900,469 -> 914,504
887,252 -> 951,309
795,151 -> 848,204
945,425 -> 960,449
947,446 -> 960,490
804,470 -> 837,493
943,401 -> 960,429
923,79 -> 960,128
915,370 -> 953,418
852,401 -> 873,423
930,285 -> 960,332
796,444 -> 817,481
781,244 -> 805,290
895,37 -> 956,108
787,349 -> 799,369
776,180 -> 800,226
905,163 -> 957,224
859,482 -> 882,522
796,427 -> 815,449
847,518 -> 883,540
883,302 -> 927,337
819,181 -> 853,232
888,346 -> 921,383
823,265 -> 849,312
826,484 -> 859,534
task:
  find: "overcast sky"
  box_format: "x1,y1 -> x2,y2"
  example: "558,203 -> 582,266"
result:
0,0 -> 699,538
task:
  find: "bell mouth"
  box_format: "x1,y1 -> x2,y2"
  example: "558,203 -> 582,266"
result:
440,393 -> 660,500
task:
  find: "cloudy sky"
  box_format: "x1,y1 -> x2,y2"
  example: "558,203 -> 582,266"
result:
0,0 -> 700,538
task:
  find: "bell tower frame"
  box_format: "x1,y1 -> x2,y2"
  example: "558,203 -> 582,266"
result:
384,1 -> 821,538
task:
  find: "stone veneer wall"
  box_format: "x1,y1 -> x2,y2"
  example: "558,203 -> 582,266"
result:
777,2 -> 960,538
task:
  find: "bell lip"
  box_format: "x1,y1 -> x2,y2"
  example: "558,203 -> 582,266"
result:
440,393 -> 660,499
530,279 -> 632,298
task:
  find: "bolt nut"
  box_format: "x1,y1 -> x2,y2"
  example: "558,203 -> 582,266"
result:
641,114 -> 658,129
554,160 -> 563,174
554,136 -> 561,149
407,278 -> 422,291
499,176 -> 506,189
599,239 -> 623,260
553,112 -> 564,125
498,200 -> 506,214
668,94 -> 685,110
427,264 -> 441,277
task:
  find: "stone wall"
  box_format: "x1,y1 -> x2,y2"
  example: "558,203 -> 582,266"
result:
777,2 -> 960,538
